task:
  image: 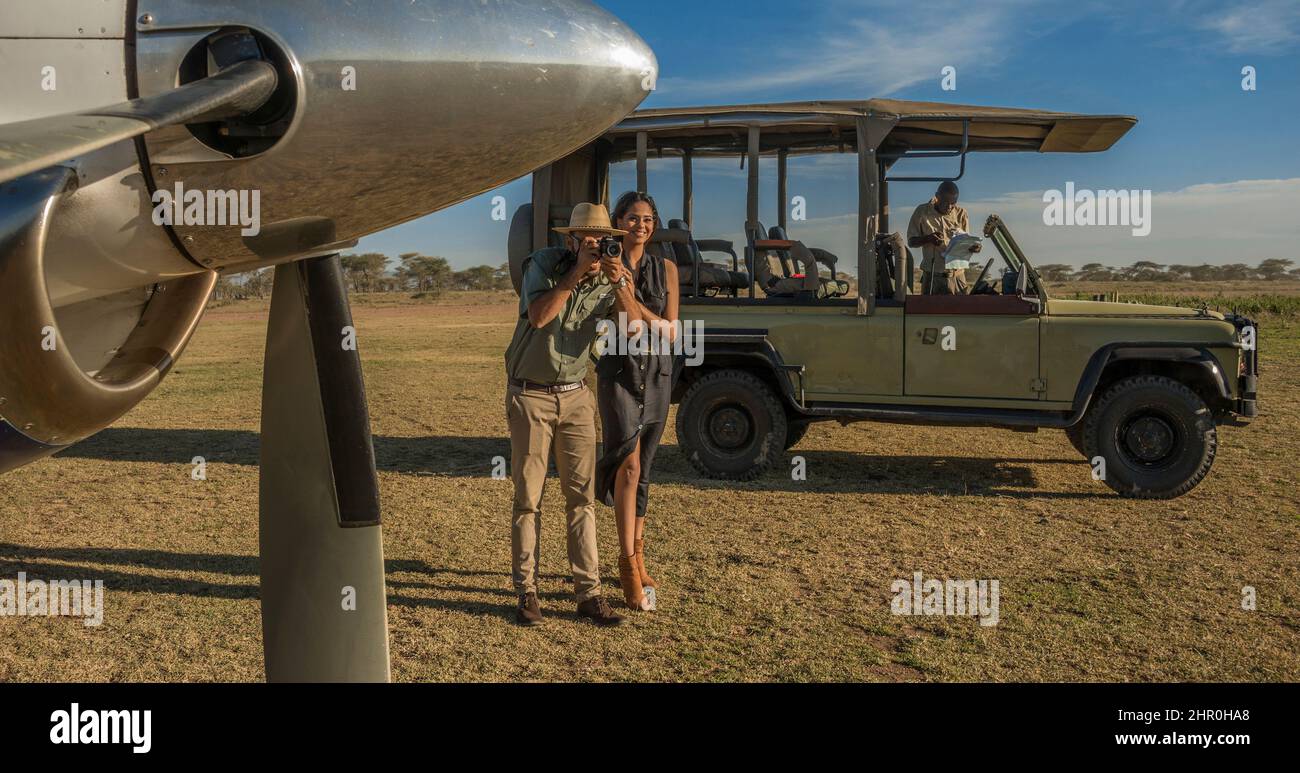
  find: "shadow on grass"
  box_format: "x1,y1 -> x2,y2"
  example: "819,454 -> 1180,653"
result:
56,428 -> 1100,498
0,542 -> 577,615
54,428 -> 508,477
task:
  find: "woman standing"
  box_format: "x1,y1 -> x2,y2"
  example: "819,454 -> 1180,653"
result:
597,191 -> 680,611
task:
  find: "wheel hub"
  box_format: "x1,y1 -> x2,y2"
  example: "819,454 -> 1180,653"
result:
708,406 -> 752,450
1123,415 -> 1176,462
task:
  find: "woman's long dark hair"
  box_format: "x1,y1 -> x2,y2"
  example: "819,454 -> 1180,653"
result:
612,190 -> 660,233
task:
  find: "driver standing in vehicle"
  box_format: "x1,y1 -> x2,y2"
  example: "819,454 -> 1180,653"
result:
908,180 -> 978,295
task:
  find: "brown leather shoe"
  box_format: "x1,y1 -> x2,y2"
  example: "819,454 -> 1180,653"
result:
576,596 -> 624,627
515,592 -> 543,626
634,538 -> 657,589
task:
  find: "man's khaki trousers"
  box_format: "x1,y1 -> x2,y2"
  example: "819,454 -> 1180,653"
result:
507,383 -> 602,603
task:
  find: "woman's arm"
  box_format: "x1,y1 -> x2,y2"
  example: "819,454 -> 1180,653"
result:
612,260 -> 680,344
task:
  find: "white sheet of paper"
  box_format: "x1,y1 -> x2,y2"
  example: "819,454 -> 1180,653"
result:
944,232 -> 982,269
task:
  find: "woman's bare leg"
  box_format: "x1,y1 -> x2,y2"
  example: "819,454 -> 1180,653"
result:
615,438 -> 642,558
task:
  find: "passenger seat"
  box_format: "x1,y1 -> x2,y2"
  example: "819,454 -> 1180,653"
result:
768,225 -> 850,299
746,222 -> 848,299
656,219 -> 750,297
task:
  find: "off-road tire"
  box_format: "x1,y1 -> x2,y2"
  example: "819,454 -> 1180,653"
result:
784,418 -> 811,450
676,369 -> 787,481
1082,375 -> 1217,499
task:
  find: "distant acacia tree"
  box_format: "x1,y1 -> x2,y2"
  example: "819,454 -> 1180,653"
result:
450,265 -> 498,291
242,267 -> 274,298
494,262 -> 514,290
1036,264 -> 1075,283
1124,261 -> 1166,281
1076,263 -> 1117,282
1219,264 -> 1257,281
1257,259 -> 1295,281
339,252 -> 390,292
397,252 -> 452,297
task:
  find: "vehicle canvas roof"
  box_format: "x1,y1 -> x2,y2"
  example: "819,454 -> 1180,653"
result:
607,98 -> 1137,155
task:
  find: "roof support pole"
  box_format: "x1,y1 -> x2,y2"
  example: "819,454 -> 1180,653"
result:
682,149 -> 694,229
856,114 -> 899,315
746,125 -> 760,230
855,118 -> 877,314
879,159 -> 890,234
777,148 -> 788,231
636,131 -> 648,193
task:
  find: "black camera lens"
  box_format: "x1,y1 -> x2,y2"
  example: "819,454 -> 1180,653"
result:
600,238 -> 623,259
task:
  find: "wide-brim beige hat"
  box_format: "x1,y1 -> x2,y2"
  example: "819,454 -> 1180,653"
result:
552,203 -> 627,236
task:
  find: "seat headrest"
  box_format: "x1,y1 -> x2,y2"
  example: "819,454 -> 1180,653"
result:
650,228 -> 691,245
668,219 -> 689,231
768,225 -> 788,240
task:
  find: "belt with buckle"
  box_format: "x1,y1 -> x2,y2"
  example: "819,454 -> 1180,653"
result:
511,378 -> 583,395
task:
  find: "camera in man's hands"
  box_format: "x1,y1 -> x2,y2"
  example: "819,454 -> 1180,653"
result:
599,237 -> 623,259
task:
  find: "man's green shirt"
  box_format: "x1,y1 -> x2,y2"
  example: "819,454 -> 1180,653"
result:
505,247 -> 616,385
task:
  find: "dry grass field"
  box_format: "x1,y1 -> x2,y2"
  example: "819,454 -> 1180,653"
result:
1,286 -> 1297,682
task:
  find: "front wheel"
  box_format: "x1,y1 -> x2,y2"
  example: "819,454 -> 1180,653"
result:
1082,375 -> 1217,499
676,369 -> 787,481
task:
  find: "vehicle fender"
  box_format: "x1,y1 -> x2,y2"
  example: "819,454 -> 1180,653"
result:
676,329 -> 806,410
1070,343 -> 1235,421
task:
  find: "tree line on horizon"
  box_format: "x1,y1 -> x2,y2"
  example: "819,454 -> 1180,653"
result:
1033,258 -> 1297,283
211,255 -> 1300,303
210,252 -> 514,302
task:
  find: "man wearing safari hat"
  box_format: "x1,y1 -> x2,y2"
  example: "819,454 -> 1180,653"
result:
504,203 -> 626,627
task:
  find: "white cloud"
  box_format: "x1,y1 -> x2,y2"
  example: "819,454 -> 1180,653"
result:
772,178 -> 1300,273
657,0 -> 1023,100
1195,0 -> 1300,53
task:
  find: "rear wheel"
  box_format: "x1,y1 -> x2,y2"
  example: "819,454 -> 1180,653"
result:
677,369 -> 787,481
1082,375 -> 1217,499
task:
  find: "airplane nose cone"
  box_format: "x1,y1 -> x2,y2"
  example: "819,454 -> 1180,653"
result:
392,0 -> 658,206
136,0 -> 658,270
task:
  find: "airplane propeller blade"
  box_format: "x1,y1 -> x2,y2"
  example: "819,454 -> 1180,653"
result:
0,59 -> 277,186
259,254 -> 389,682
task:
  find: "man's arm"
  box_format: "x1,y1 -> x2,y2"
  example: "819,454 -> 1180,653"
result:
908,230 -> 942,249
524,245 -> 600,329
526,263 -> 581,329
907,207 -> 941,249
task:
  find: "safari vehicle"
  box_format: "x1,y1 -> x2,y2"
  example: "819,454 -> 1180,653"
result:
508,100 -> 1259,499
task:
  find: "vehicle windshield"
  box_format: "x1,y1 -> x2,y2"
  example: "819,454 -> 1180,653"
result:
988,227 -> 1023,273
973,217 -> 1045,298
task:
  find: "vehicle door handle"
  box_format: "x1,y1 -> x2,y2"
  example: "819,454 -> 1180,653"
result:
921,328 -> 939,345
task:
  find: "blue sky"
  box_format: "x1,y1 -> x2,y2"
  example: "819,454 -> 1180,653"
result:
355,0 -> 1300,271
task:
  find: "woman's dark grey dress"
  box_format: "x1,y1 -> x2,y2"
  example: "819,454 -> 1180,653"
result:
596,249 -> 676,517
